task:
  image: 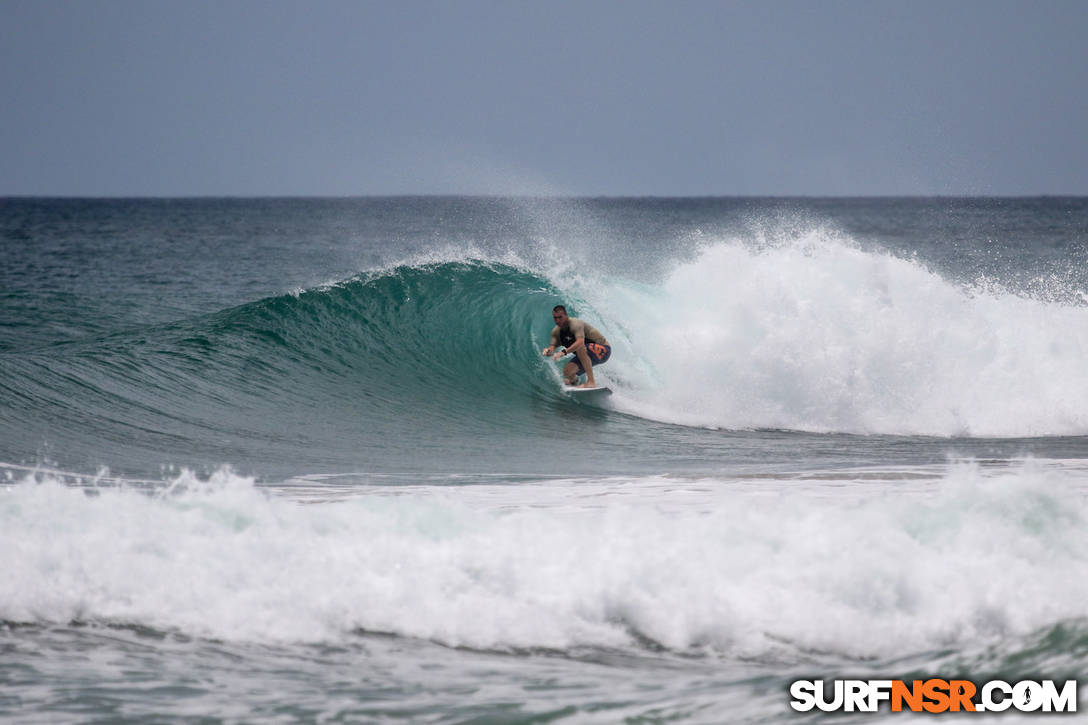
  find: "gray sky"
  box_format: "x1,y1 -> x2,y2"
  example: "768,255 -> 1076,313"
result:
2,0 -> 1086,196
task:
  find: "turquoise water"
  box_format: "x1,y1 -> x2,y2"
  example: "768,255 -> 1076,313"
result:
2,197 -> 1088,722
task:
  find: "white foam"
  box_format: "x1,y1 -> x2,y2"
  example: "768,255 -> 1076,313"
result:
571,232 -> 1088,436
3,462 -> 1087,659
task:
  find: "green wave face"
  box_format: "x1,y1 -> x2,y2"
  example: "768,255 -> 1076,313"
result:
0,262 -> 579,475
205,260 -> 564,397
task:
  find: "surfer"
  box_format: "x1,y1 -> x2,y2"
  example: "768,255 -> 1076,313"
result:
541,305 -> 611,388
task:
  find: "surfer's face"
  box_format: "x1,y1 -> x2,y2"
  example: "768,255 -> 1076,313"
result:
552,310 -> 569,328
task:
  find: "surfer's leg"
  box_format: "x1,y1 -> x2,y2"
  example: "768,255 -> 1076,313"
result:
573,347 -> 595,387
562,361 -> 580,386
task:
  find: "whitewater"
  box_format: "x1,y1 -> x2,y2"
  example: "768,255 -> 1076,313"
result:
2,196 -> 1087,722
5,461 -> 1088,654
559,232 -> 1088,436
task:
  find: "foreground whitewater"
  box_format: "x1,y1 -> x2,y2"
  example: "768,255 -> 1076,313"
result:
5,460 -> 1088,655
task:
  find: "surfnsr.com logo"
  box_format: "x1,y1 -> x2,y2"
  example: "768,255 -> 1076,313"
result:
789,679 -> 1078,714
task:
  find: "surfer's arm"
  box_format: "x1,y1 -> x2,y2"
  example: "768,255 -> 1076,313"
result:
563,337 -> 585,354
543,328 -> 561,356
550,336 -> 584,360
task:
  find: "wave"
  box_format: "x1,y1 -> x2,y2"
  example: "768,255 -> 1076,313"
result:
3,232 -> 1087,474
3,460 -> 1087,665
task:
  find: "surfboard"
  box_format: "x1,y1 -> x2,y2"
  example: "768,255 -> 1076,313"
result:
562,385 -> 612,397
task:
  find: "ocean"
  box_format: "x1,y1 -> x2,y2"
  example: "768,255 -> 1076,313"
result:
2,196 -> 1087,722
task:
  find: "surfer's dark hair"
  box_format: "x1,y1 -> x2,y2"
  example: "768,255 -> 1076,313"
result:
552,305 -> 567,314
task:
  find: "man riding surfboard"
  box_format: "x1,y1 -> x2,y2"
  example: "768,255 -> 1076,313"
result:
541,305 -> 611,388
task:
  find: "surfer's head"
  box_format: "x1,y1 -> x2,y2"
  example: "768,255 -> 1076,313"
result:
552,305 -> 569,328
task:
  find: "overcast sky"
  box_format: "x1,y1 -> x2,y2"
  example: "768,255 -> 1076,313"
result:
2,0 -> 1086,196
